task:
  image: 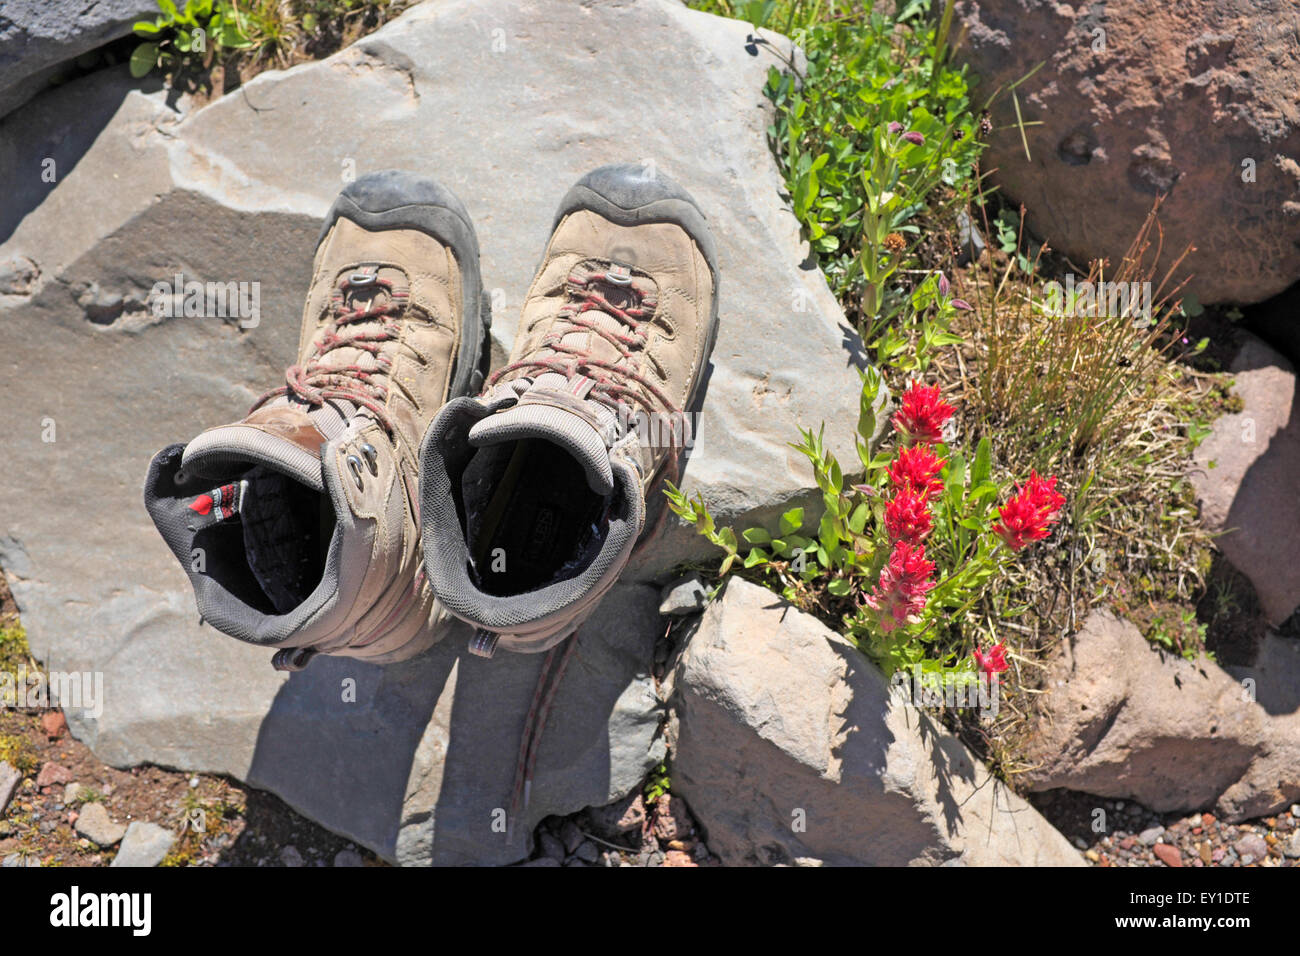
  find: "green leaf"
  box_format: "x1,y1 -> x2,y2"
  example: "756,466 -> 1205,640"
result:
129,42 -> 159,78
716,527 -> 738,553
132,19 -> 163,36
819,512 -> 840,552
779,508 -> 804,536
219,21 -> 253,49
848,501 -> 869,535
742,527 -> 772,545
971,436 -> 992,487
743,548 -> 769,569
827,578 -> 852,597
944,452 -> 966,507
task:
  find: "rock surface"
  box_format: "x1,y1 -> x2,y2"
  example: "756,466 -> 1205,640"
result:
669,578 -> 1084,866
659,572 -> 710,616
0,0 -> 158,119
955,0 -> 1300,305
0,0 -> 865,864
1020,610 -> 1300,821
1191,334 -> 1300,624
74,802 -> 127,847
110,821 -> 176,867
0,760 -> 18,815
35,762 -> 72,788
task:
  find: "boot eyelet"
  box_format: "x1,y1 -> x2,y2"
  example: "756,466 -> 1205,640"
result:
360,442 -> 379,475
346,455 -> 365,490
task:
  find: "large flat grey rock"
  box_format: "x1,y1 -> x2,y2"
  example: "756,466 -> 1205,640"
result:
0,0 -> 862,863
251,583 -> 666,866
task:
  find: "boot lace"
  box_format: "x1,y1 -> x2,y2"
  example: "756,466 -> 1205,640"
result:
487,266 -> 680,422
251,267 -> 407,433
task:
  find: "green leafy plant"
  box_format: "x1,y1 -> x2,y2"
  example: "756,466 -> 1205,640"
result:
760,1 -> 982,329
131,0 -> 253,78
0,732 -> 38,775
644,762 -> 671,804
0,621 -> 30,674
1147,607 -> 1210,662
871,270 -> 969,375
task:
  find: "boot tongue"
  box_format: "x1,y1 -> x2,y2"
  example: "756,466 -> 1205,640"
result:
466,259 -> 657,496
467,374 -> 619,496
181,401 -> 352,493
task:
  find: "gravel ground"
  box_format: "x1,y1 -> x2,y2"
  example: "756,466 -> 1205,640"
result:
0,707 -> 384,868
1030,789 -> 1300,867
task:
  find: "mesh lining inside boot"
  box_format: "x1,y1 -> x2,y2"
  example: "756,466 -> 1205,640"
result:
462,438 -> 609,596
241,465 -> 334,614
180,465 -> 334,616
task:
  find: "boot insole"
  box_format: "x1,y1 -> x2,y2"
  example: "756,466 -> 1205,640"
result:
468,438 -> 607,596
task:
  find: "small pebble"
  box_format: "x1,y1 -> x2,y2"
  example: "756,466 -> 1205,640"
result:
1153,843 -> 1182,867
280,845 -> 304,868
1138,826 -> 1164,846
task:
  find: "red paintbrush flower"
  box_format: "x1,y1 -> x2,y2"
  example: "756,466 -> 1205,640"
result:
885,488 -> 933,546
973,642 -> 1009,678
892,382 -> 955,445
864,541 -> 936,632
887,444 -> 946,500
992,470 -> 1066,550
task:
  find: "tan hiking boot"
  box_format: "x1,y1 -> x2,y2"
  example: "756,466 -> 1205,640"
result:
420,163 -> 719,656
144,170 -> 489,669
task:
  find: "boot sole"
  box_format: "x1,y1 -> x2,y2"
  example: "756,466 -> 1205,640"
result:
552,163 -> 720,417
319,169 -> 491,400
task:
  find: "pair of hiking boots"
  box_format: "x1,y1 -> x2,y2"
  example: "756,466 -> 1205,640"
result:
143,165 -> 718,670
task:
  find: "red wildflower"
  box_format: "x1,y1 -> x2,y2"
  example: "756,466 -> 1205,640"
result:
887,444 -> 946,500
885,488 -> 933,546
864,541 -> 936,632
992,470 -> 1066,550
892,382 -> 955,445
973,642 -> 1009,678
